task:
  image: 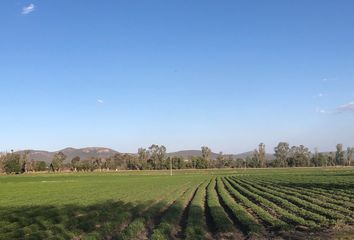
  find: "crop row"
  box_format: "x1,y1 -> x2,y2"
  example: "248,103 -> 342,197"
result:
251,178 -> 354,218
244,176 -> 354,200
185,180 -> 210,240
248,177 -> 354,207
221,177 -> 288,230
233,177 -> 344,223
231,178 -> 329,224
226,177 -> 320,228
238,178 -> 351,222
206,177 -> 234,237
293,187 -> 354,205
150,186 -> 196,240
215,177 -> 262,237
118,184 -> 190,240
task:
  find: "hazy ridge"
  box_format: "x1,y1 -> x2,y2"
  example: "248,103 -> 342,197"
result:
10,147 -> 275,163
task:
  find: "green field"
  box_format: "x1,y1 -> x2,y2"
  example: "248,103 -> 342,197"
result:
1,168 -> 354,239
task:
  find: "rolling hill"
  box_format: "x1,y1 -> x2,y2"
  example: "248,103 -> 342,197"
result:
16,147 -> 118,163
11,147 -> 275,163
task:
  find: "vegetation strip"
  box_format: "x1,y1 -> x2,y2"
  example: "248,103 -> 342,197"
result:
232,177 -> 343,222
216,177 -> 262,236
245,178 -> 351,221
150,186 -> 196,239
230,179 -> 327,228
252,178 -> 354,217
226,177 -> 319,229
117,184 -> 190,240
251,176 -> 354,207
185,180 -> 210,240
222,177 -> 289,230
1,168 -> 354,239
206,177 -> 235,236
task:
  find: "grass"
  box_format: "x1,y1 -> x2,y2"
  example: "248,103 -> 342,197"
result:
0,168 -> 354,239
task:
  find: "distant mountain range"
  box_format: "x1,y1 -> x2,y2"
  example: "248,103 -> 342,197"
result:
10,147 -> 275,163
16,147 -> 118,163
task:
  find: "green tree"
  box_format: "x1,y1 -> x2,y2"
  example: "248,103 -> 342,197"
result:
191,156 -> 208,169
234,158 -> 245,168
71,156 -> 80,171
20,151 -> 30,173
138,148 -> 149,169
148,144 -> 167,170
0,155 -> 4,173
172,156 -> 186,169
51,152 -> 67,172
103,157 -> 112,170
126,155 -> 140,170
34,161 -> 47,171
3,153 -> 21,174
254,143 -> 266,168
78,159 -> 95,172
93,157 -> 103,171
112,153 -> 127,170
274,142 -> 289,167
311,149 -> 327,167
347,147 -> 353,166
335,144 -> 345,165
318,153 -> 327,167
201,146 -> 211,162
288,145 -> 311,167
247,155 -> 259,168
26,160 -> 35,172
224,155 -> 235,168
216,152 -> 225,168
327,152 -> 335,166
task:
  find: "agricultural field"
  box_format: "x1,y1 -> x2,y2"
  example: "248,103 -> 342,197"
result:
0,168 -> 354,239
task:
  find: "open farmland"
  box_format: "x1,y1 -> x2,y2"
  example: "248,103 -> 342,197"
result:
0,168 -> 354,239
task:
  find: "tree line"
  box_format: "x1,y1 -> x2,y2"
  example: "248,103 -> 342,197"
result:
0,143 -> 353,174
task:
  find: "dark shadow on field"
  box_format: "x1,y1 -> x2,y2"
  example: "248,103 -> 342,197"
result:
1,198 -> 352,240
0,200 -> 154,240
0,200 -> 247,240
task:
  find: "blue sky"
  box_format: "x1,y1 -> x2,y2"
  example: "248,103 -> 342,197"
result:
1,1 -> 354,153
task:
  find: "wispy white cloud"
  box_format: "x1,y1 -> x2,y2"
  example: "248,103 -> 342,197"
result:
316,108 -> 330,114
313,93 -> 327,98
97,99 -> 104,104
336,102 -> 354,113
321,77 -> 338,83
22,3 -> 35,15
